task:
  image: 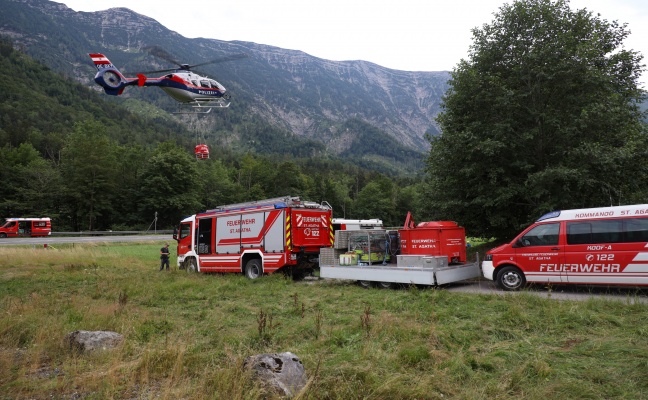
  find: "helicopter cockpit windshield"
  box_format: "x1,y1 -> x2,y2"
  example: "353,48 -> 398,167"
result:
197,79 -> 223,89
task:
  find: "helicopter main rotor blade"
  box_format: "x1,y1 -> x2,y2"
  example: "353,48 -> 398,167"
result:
191,53 -> 248,68
139,67 -> 181,74
141,45 -> 248,74
142,45 -> 182,68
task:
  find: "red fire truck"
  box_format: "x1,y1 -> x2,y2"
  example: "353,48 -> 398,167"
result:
173,196 -> 334,278
0,218 -> 51,238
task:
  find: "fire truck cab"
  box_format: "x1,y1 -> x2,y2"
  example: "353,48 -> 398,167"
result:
0,218 -> 52,238
174,196 -> 333,278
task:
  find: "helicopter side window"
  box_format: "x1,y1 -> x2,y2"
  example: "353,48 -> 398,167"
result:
210,80 -> 220,89
200,80 -> 210,88
192,80 -> 199,87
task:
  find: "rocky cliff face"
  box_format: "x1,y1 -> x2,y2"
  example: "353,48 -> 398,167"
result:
1,0 -> 450,153
265,47 -> 448,148
212,39 -> 450,149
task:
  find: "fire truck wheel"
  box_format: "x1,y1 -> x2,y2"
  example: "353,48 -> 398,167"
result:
496,266 -> 526,291
244,259 -> 262,279
377,281 -> 393,289
185,258 -> 197,273
357,280 -> 372,289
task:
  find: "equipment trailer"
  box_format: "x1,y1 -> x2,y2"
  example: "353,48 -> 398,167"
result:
319,214 -> 481,288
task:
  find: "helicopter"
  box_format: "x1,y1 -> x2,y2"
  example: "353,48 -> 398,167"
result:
89,47 -> 247,113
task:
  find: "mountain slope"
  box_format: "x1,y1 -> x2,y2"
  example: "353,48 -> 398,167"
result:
0,0 -> 450,172
0,36 -> 192,154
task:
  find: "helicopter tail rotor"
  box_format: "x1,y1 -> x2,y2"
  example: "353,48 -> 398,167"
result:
89,53 -> 133,95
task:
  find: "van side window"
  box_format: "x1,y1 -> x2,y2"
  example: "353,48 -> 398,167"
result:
520,223 -> 560,246
624,218 -> 648,242
593,220 -> 622,243
568,220 -> 623,244
567,222 -> 592,244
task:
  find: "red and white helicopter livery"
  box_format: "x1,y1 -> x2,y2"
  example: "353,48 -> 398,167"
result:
89,48 -> 246,113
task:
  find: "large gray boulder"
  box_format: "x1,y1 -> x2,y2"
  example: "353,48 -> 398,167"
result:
64,330 -> 124,353
244,352 -> 307,397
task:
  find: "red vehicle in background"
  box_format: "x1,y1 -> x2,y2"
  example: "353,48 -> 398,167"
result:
174,196 -> 334,279
0,218 -> 52,238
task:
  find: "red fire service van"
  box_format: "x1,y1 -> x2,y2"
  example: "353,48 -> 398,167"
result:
173,196 -> 333,278
0,218 -> 52,238
482,204 -> 648,290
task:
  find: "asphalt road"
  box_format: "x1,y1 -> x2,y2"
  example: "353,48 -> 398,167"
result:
2,235 -> 646,303
0,234 -> 173,246
443,278 -> 648,303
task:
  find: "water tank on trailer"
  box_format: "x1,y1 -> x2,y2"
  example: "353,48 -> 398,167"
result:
399,219 -> 466,264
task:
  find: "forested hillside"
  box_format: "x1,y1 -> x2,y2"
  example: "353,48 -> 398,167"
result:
0,39 -> 426,231
0,0 -> 437,174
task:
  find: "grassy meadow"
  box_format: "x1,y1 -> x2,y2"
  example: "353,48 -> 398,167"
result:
0,242 -> 647,399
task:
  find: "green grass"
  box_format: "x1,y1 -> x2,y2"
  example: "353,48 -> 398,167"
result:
1,242 -> 647,399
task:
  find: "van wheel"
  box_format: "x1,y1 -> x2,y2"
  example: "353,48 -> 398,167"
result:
244,259 -> 262,279
358,280 -> 372,289
497,266 -> 526,291
185,258 -> 197,273
0,233 -> 6,238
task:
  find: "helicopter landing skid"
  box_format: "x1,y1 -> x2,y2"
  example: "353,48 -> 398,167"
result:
173,99 -> 231,114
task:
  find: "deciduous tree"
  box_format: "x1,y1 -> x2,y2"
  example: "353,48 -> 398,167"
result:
137,142 -> 202,228
427,0 -> 647,240
61,121 -> 118,231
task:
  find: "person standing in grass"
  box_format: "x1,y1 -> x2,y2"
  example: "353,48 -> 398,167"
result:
160,243 -> 170,271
